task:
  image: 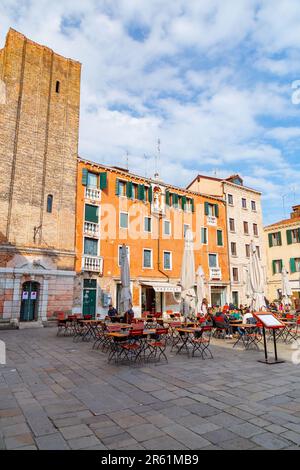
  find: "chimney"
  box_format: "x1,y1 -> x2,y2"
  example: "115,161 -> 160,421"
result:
291,205 -> 300,218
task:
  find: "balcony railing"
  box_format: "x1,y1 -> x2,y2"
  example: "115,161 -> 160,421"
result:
84,221 -> 99,237
210,267 -> 222,280
82,255 -> 103,274
85,187 -> 101,201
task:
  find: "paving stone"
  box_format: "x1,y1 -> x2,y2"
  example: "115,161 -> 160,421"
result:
67,435 -> 105,450
202,428 -> 240,445
35,433 -> 69,450
142,413 -> 174,428
230,422 -> 265,438
60,424 -> 93,440
280,430 -> 300,445
4,433 -> 35,449
219,437 -> 257,450
209,412 -> 244,427
2,422 -> 31,437
265,424 -> 288,434
143,436 -> 188,450
162,424 -> 210,449
94,425 -> 125,439
184,403 -> 219,418
251,432 -> 292,450
128,424 -> 164,442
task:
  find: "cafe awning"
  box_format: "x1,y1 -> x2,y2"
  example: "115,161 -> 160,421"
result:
141,281 -> 181,293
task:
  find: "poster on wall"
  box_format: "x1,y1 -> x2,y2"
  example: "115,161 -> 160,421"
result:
22,292 -> 29,300
31,292 -> 37,300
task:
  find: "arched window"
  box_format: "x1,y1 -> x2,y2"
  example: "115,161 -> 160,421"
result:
47,194 -> 53,213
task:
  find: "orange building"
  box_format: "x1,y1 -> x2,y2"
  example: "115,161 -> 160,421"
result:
74,158 -> 230,317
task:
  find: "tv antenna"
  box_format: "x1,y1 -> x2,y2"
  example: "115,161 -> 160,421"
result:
125,150 -> 129,171
154,138 -> 160,179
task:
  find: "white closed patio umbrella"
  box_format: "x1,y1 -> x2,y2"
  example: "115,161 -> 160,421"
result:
120,244 -> 132,315
180,229 -> 196,318
196,265 -> 205,314
281,266 -> 292,305
248,241 -> 265,311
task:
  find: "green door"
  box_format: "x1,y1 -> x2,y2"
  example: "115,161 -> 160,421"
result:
20,281 -> 39,321
82,279 -> 97,318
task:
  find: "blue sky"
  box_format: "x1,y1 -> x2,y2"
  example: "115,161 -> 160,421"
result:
1,0 -> 300,225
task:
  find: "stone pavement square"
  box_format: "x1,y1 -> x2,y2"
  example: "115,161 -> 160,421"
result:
1,328 -> 300,450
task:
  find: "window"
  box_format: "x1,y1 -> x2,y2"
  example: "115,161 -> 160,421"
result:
290,258 -> 300,273
256,246 -> 260,259
290,229 -> 300,244
232,291 -> 239,307
87,172 -> 98,188
185,198 -> 193,212
253,223 -> 258,236
245,244 -> 250,258
228,194 -> 233,205
46,194 -> 53,213
164,220 -> 171,236
143,249 -> 152,268
120,212 -> 128,229
242,198 -> 247,209
201,227 -> 208,244
209,254 -> 217,268
269,231 -> 282,247
243,221 -> 249,235
232,268 -> 239,282
183,224 -> 190,237
163,251 -> 172,270
251,200 -> 256,211
296,258 -> 300,272
133,183 -> 138,199
229,218 -> 235,232
84,238 -> 98,256
55,80 -> 60,93
231,242 -> 237,256
205,202 -> 219,217
272,259 -> 283,274
144,217 -> 152,233
118,245 -> 130,266
118,180 -> 127,197
217,230 -> 223,246
85,204 -> 98,223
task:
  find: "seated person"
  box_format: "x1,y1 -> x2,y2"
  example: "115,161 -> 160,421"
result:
213,311 -> 232,338
107,304 -> 118,322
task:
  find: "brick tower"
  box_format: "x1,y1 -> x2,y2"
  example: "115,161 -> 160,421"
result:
0,29 -> 81,323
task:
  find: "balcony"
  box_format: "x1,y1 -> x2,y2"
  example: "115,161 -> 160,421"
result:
82,255 -> 103,274
84,221 -> 99,238
207,215 -> 217,226
85,187 -> 101,201
210,267 -> 222,280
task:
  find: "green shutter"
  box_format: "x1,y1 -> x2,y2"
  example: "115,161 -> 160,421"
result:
126,181 -> 133,198
165,190 -> 170,206
278,231 -> 282,246
85,204 -> 98,223
115,179 -> 120,196
182,196 -> 187,210
215,204 -> 219,217
204,202 -> 209,215
287,229 -> 292,245
201,227 -> 207,244
191,198 -> 195,212
217,230 -> 223,246
279,259 -> 283,272
82,168 -> 88,186
138,184 -> 145,201
173,193 -> 179,208
148,186 -> 152,203
290,258 -> 296,273
268,233 -> 273,247
272,260 -> 276,275
99,172 -> 107,190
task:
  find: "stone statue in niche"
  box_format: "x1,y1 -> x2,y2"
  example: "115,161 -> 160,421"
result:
153,186 -> 163,212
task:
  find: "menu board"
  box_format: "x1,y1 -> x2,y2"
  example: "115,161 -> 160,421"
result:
255,313 -> 284,328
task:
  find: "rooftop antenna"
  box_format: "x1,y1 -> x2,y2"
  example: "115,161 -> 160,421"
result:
125,150 -> 129,171
154,138 -> 160,179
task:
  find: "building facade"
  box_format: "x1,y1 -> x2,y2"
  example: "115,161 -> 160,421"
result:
75,159 -> 230,317
264,205 -> 300,309
187,174 -> 266,307
0,29 -> 81,324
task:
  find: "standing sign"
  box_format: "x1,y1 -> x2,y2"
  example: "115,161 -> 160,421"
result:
253,312 -> 285,365
22,291 -> 29,300
31,292 -> 37,300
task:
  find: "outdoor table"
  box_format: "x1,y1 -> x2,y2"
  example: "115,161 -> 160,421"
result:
277,321 -> 296,343
76,320 -> 103,341
107,329 -> 157,363
232,324 -> 261,350
174,328 -> 204,355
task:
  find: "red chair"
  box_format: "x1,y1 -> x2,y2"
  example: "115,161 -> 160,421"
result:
191,326 -> 213,359
147,328 -> 168,363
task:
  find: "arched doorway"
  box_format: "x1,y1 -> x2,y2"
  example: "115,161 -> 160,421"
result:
20,281 -> 40,321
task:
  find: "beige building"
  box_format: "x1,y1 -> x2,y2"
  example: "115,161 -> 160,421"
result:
0,29 -> 81,324
187,174 -> 266,307
264,205 -> 300,309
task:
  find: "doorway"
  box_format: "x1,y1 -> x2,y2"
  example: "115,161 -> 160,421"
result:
141,286 -> 156,313
82,279 -> 97,318
20,281 -> 40,321
210,286 -> 227,308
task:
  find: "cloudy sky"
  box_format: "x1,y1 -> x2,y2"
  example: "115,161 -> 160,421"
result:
1,0 -> 300,224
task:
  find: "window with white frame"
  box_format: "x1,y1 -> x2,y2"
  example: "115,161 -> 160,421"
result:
228,194 -> 234,205
232,267 -> 239,282
229,218 -> 235,232
201,227 -> 208,244
119,212 -> 128,229
231,242 -> 237,256
253,223 -> 258,236
143,249 -> 153,268
251,200 -> 256,211
242,198 -> 247,209
163,251 -> 172,270
208,253 -> 218,268
118,245 -> 130,266
84,237 -> 98,256
163,220 -> 171,236
119,180 -> 126,197
144,216 -> 152,233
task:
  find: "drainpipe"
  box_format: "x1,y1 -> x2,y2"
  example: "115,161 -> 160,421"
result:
157,213 -> 169,312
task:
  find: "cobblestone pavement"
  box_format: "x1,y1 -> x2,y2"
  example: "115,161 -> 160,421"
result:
1,328 -> 300,450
